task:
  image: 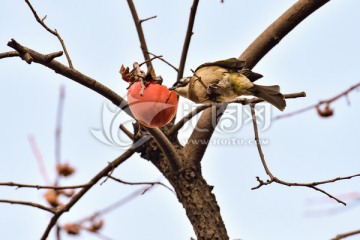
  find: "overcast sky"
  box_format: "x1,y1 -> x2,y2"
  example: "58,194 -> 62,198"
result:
1,1 -> 360,240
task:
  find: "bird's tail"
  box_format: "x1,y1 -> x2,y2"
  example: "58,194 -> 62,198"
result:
249,84 -> 286,111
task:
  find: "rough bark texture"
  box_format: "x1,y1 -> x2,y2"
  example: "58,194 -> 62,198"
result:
137,134 -> 229,239
170,167 -> 228,240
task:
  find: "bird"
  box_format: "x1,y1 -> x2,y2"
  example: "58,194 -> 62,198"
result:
169,58 -> 286,111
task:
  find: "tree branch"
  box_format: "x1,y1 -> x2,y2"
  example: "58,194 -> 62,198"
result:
0,199 -> 56,214
249,104 -> 360,206
187,0 -> 328,165
40,147 -> 136,240
332,229 -> 360,240
274,82 -> 360,121
25,0 -> 74,68
177,0 -> 200,80
108,175 -> 174,193
126,0 -> 152,69
0,182 -> 89,190
0,51 -> 19,59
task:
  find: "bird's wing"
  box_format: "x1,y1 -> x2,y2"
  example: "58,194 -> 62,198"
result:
195,58 -> 246,72
238,69 -> 263,82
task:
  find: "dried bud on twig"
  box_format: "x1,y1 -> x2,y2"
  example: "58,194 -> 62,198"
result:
56,162 -> 75,177
316,104 -> 334,118
86,219 -> 104,233
63,223 -> 81,235
44,189 -> 60,207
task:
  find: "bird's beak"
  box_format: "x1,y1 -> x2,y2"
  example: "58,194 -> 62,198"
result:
168,86 -> 176,91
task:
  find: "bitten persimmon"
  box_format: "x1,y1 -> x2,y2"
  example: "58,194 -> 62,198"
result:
127,82 -> 178,128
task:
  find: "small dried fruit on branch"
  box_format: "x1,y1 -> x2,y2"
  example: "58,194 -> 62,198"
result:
44,189 -> 60,207
64,223 -> 81,235
56,162 -> 75,177
316,104 -> 334,118
86,219 -> 104,233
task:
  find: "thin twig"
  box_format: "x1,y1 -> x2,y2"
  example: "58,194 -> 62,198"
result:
250,105 -> 274,179
147,52 -> 178,72
249,104 -> 357,206
168,104 -> 210,135
24,0 -> 73,68
72,185 -> 157,225
127,0 -> 152,69
40,146 -> 136,240
177,0 -> 200,80
169,92 -> 306,135
273,82 -> 360,121
139,15 -> 157,24
119,124 -> 134,139
0,182 -> 89,190
108,175 -> 174,193
0,199 -> 56,214
332,229 -> 360,240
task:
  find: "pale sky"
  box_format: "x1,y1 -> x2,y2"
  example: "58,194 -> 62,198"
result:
1,1 -> 360,240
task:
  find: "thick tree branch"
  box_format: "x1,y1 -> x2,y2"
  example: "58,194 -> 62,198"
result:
187,0 -> 328,165
127,0 -> 152,69
25,0 -> 74,68
0,199 -> 56,214
40,146 -> 136,240
177,0 -> 200,81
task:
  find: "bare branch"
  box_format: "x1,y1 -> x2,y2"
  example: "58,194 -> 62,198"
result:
127,0 -> 152,69
249,104 -> 360,206
45,51 -> 63,62
147,51 -> 179,72
40,147 -> 136,240
0,51 -> 19,59
169,92 -> 306,135
24,0 -> 74,68
0,182 -> 89,190
108,175 -> 174,193
168,104 -> 210,135
7,39 -> 132,116
332,229 -> 360,240
274,82 -> 360,121
72,185 -> 157,225
119,124 -> 134,139
0,199 -> 56,214
139,15 -> 157,24
250,105 -> 274,179
177,0 -> 200,80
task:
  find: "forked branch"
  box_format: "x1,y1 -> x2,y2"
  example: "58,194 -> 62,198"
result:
249,105 -> 360,206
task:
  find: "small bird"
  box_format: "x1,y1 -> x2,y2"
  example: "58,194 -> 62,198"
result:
169,58 -> 286,111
